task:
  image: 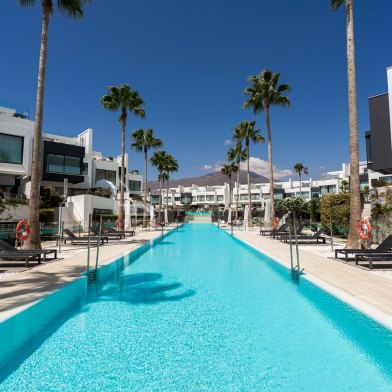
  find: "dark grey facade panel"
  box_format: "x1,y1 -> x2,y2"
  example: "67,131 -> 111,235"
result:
367,93 -> 392,174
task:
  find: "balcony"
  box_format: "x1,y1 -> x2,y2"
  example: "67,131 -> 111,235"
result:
0,99 -> 29,119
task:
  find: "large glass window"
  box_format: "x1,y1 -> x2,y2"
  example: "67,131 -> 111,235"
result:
47,154 -> 64,173
129,180 -> 141,191
251,193 -> 260,200
197,195 -> 206,202
206,195 -> 215,202
240,194 -> 248,201
65,156 -> 81,174
47,154 -> 84,175
96,169 -> 116,184
192,196 -> 197,202
217,195 -> 224,202
0,133 -> 23,164
320,185 -> 337,195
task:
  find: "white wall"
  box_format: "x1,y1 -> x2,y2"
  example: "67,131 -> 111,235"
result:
0,114 -> 34,177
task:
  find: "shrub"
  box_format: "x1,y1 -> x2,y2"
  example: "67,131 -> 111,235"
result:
40,186 -> 52,208
371,178 -> 391,188
93,188 -> 112,198
320,193 -> 350,235
50,194 -> 64,207
308,199 -> 321,222
39,208 -> 55,223
276,197 -> 307,213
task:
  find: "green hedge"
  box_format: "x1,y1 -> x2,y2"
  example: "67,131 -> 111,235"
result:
39,208 -> 55,223
320,193 -> 350,235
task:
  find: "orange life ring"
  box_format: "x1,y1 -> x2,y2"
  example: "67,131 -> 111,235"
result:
16,219 -> 30,241
273,217 -> 280,228
357,219 -> 372,241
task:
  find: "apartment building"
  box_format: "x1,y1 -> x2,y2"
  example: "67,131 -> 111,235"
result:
151,161 -> 385,210
0,100 -> 143,226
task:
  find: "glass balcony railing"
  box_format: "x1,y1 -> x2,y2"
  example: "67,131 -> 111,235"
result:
0,99 -> 29,119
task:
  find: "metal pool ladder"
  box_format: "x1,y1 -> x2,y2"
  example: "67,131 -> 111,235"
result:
86,214 -> 102,284
288,212 -> 304,277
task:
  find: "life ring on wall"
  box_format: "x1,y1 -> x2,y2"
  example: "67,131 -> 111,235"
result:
357,219 -> 372,241
273,217 -> 280,228
16,219 -> 30,242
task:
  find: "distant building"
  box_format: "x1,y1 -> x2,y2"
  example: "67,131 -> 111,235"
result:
151,162 -> 385,209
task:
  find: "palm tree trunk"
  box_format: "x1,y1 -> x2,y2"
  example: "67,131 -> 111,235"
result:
143,147 -> 147,228
118,115 -> 126,231
24,5 -> 51,250
265,105 -> 275,223
299,173 -> 302,195
235,160 -> 240,220
345,0 -> 361,248
247,142 -> 252,227
229,174 -> 232,209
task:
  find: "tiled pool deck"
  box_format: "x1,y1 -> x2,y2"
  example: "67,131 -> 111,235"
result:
0,228 -> 169,322
1,223 -> 392,330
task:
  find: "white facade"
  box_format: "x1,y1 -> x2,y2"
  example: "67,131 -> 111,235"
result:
0,107 -> 34,196
152,161 -> 387,209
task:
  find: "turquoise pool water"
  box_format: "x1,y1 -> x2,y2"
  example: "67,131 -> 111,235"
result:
1,224 -> 392,391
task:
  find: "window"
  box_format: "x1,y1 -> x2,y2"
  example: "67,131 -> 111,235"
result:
251,193 -> 260,201
47,154 -> 64,173
47,154 -> 84,175
129,180 -> 141,191
65,156 -> 81,174
197,195 -> 206,202
274,193 -> 283,200
217,195 -> 224,202
366,135 -> 372,163
206,195 -> 214,202
93,208 -> 113,215
82,162 -> 88,175
262,194 -> 270,200
96,169 -> 116,184
320,185 -> 337,195
240,194 -> 248,201
175,197 -> 181,202
296,192 -> 309,199
0,133 -> 23,164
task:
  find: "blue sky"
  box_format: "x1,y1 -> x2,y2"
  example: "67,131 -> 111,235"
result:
1,0 -> 392,181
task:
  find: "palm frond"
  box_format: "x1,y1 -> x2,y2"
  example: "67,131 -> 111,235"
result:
331,0 -> 344,11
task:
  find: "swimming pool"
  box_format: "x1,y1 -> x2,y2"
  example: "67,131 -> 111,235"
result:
1,224 -> 392,390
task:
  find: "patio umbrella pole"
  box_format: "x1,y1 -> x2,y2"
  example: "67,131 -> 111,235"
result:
87,214 -> 92,277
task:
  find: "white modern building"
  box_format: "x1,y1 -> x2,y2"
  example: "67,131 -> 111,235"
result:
151,161 -> 387,210
0,100 -> 144,227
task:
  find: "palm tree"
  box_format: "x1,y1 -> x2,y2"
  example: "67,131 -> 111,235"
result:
151,150 -> 168,224
331,0 -> 361,248
18,0 -> 90,249
101,84 -> 145,231
221,162 -> 238,208
293,163 -> 309,196
163,154 -> 179,213
237,121 -> 264,226
227,135 -> 247,220
244,68 -> 291,223
131,128 -> 162,227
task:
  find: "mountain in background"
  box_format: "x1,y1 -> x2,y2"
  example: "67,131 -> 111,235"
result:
147,170 -> 269,190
